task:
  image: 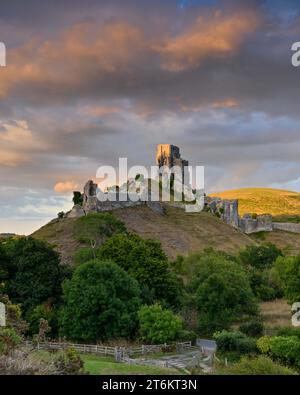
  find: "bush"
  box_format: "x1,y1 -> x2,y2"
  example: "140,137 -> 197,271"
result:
59,260 -> 141,342
239,243 -> 283,269
73,247 -> 95,266
28,304 -> 58,337
277,327 -> 300,339
0,328 -> 21,355
258,335 -> 300,368
98,233 -> 182,308
274,255 -> 300,303
214,330 -> 257,354
138,304 -> 183,344
239,320 -> 264,337
218,355 -> 297,375
53,348 -> 85,375
74,212 -> 126,246
257,336 -> 272,354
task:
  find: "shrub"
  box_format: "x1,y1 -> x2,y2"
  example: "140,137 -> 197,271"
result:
138,304 -> 183,344
73,247 -> 95,266
59,260 -> 141,342
53,348 -> 85,375
218,355 -> 297,375
274,255 -> 300,303
258,335 -> 300,368
28,304 -> 58,337
213,330 -> 257,354
239,320 -> 264,337
239,243 -> 283,269
257,336 -> 272,354
277,327 -> 300,339
0,328 -> 21,355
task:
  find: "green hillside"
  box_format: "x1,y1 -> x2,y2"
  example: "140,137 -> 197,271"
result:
32,205 -> 254,264
210,188 -> 300,219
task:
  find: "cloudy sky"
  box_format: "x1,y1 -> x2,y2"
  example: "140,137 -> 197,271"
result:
0,0 -> 299,234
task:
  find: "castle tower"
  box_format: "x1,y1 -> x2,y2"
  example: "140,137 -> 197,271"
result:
156,144 -> 189,186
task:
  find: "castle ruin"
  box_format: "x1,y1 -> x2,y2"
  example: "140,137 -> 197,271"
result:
66,144 -> 289,235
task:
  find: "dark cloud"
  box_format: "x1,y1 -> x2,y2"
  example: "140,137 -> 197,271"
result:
0,0 -> 300,234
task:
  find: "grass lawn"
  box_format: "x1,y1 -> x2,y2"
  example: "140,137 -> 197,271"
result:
32,350 -> 180,375
82,354 -> 180,375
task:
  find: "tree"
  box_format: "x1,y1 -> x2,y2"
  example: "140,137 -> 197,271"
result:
182,250 -> 257,333
138,304 -> 183,344
74,213 -> 126,258
257,335 -> 300,369
3,237 -> 69,317
213,330 -> 257,354
59,260 -> 141,342
274,255 -> 300,303
238,243 -> 283,269
97,233 -> 182,307
28,303 -> 58,337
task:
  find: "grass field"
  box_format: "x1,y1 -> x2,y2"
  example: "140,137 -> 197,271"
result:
210,188 -> 300,217
82,354 -> 179,375
33,350 -> 179,375
259,299 -> 292,329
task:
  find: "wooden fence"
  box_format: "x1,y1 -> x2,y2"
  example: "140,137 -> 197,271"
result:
25,340 -> 193,361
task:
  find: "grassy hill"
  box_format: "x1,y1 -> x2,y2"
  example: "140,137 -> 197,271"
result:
32,201 -> 300,264
210,188 -> 300,219
32,205 -> 254,263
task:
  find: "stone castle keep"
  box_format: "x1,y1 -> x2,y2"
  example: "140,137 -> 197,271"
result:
67,144 -> 298,235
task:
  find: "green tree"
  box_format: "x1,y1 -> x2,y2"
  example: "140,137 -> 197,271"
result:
257,335 -> 300,369
3,237 -> 69,317
138,304 -> 183,344
28,303 -> 58,337
238,243 -> 283,269
274,255 -> 300,303
59,260 -> 141,342
97,233 -> 182,307
182,250 -> 257,333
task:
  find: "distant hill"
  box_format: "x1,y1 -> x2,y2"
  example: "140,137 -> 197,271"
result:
0,233 -> 16,239
209,188 -> 300,218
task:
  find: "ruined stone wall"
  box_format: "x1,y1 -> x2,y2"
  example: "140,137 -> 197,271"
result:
239,214 -> 273,234
272,222 -> 300,234
81,180 -> 164,215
